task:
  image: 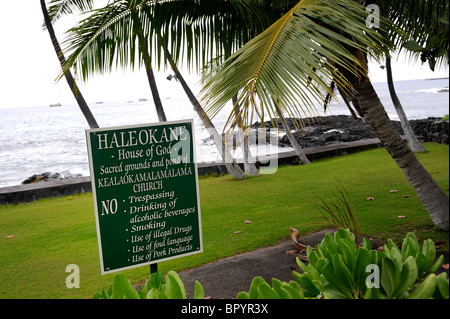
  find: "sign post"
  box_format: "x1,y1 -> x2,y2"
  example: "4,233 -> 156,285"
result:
86,119 -> 202,274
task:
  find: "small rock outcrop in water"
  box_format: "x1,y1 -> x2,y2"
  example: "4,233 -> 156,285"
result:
21,172 -> 82,185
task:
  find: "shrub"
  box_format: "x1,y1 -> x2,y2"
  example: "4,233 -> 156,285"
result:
235,276 -> 305,299
93,229 -> 448,299
292,228 -> 448,299
93,270 -> 205,299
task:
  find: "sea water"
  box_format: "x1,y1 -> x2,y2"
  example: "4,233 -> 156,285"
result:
0,78 -> 448,187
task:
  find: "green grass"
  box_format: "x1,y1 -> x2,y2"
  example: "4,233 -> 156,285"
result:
0,143 -> 448,298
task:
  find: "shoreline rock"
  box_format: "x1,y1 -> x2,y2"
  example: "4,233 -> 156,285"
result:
252,115 -> 449,148
21,117 -> 448,185
21,172 -> 82,185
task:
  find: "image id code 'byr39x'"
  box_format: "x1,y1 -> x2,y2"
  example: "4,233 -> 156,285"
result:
181,303 -> 269,316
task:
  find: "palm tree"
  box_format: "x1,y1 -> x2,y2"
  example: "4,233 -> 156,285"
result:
386,0 -> 449,71
50,0 -> 311,176
234,95 -> 261,175
130,7 -> 167,122
200,0 -> 449,230
384,56 -> 426,152
51,0 -> 248,178
369,0 -> 427,153
51,0 -> 449,229
165,50 -> 246,178
375,0 -> 449,153
41,0 -> 99,129
184,0 -> 311,165
49,1 -> 167,123
273,99 -> 311,165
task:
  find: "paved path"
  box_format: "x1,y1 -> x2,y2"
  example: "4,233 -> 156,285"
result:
178,229 -> 332,299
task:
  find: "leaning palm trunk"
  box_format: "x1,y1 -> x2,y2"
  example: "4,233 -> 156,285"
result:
40,0 -> 99,129
237,126 -> 260,176
241,132 -> 260,176
353,75 -> 449,230
280,118 -> 311,165
143,50 -> 167,122
166,55 -> 245,179
386,57 -> 426,152
232,95 -> 259,176
236,110 -> 260,176
273,100 -> 310,165
131,12 -> 167,123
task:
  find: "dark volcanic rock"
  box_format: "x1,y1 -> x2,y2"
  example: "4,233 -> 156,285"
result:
21,172 -> 82,185
253,115 -> 449,148
409,118 -> 449,145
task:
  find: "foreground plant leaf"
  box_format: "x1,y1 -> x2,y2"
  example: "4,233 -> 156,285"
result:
111,273 -> 139,299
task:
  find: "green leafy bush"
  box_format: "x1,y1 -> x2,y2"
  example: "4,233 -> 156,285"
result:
93,229 -> 448,299
93,270 -> 205,299
235,277 -> 305,299
293,228 -> 448,299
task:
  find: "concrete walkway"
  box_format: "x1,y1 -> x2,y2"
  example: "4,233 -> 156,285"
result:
178,229 -> 332,299
177,228 -> 445,299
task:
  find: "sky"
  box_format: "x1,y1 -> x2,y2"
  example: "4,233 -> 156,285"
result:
1,2 -> 448,109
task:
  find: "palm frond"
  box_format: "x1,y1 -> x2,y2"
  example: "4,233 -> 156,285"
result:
60,1 -> 143,81
148,0 -> 287,71
59,0 -> 251,79
59,0 -> 300,81
46,0 -> 95,23
200,0 -> 395,131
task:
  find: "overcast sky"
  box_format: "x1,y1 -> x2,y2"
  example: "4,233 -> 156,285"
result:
1,2 -> 448,109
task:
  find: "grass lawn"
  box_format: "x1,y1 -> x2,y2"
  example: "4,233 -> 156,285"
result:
0,142 -> 448,299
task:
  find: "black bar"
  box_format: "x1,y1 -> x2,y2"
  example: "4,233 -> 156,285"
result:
150,263 -> 158,274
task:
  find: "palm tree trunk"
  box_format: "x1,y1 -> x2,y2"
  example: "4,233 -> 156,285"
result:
143,49 -> 167,122
40,0 -> 99,129
273,100 -> 310,165
233,96 -> 259,176
165,54 -> 246,179
386,57 -> 426,152
353,75 -> 448,230
242,131 -> 260,176
131,11 -> 167,123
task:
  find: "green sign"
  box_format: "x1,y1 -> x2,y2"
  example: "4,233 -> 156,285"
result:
86,119 -> 202,274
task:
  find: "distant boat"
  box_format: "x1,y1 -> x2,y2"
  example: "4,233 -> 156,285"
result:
49,103 -> 62,107
95,101 -> 104,104
139,98 -> 147,102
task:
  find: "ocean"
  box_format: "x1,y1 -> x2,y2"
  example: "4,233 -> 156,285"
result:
0,78 -> 448,188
